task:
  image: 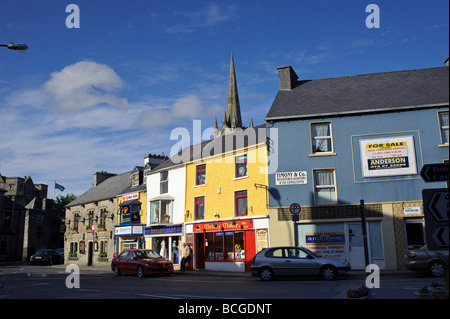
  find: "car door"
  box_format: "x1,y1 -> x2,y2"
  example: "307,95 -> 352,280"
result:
285,248 -> 320,276
266,248 -> 289,275
117,251 -> 130,273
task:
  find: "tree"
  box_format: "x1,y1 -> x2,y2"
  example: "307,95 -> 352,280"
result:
55,193 -> 77,211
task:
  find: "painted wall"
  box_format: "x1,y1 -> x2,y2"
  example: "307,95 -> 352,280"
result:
184,142 -> 268,222
267,107 -> 448,207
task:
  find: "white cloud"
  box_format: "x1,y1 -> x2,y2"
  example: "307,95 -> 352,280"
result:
44,61 -> 128,111
137,94 -> 222,129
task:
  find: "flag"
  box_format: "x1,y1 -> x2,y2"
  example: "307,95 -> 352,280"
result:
55,182 -> 65,192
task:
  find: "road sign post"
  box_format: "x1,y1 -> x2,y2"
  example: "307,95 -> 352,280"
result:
422,188 -> 449,250
290,203 -> 301,247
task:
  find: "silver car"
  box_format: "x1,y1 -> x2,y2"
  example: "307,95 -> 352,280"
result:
250,246 -> 351,281
406,244 -> 449,277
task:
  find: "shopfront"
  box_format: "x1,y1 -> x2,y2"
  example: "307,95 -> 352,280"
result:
144,224 -> 183,266
189,218 -> 269,272
297,221 -> 385,269
114,224 -> 144,255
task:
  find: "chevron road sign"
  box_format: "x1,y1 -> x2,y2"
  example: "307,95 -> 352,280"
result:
422,188 -> 449,250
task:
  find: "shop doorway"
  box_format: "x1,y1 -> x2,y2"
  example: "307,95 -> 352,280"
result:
195,233 -> 205,269
87,242 -> 93,267
347,223 -> 365,269
244,230 -> 256,271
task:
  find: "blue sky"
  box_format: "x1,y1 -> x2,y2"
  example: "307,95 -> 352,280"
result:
0,0 -> 448,197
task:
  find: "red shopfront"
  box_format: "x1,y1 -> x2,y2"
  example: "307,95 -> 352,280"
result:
193,219 -> 256,272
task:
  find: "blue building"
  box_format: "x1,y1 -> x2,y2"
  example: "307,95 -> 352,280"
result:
265,63 -> 448,270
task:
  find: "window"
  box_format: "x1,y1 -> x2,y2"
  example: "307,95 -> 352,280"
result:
98,208 -> 107,229
196,164 -> 206,186
160,171 -> 168,194
235,155 -> 247,178
438,111 -> 449,145
313,169 -> 337,204
204,231 -> 245,261
235,190 -> 248,216
150,200 -> 172,224
120,203 -> 141,224
311,122 -> 334,154
195,196 -> 205,220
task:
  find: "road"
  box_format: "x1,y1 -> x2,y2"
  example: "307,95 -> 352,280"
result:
0,262 -> 441,299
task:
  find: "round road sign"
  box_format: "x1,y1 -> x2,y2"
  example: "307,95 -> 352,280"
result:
290,203 -> 301,215
91,224 -> 95,231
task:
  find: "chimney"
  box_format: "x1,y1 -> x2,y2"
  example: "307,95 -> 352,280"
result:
93,171 -> 116,186
277,66 -> 298,90
144,153 -> 168,166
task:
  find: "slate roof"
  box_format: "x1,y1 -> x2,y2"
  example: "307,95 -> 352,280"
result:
265,66 -> 449,120
66,171 -> 132,208
149,124 -> 267,173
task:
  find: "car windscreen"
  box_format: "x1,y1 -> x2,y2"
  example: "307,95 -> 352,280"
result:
135,250 -> 161,259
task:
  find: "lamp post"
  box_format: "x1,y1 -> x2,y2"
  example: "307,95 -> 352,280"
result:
0,43 -> 28,52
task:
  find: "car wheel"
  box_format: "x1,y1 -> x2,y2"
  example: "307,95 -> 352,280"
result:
113,265 -> 121,276
320,265 -> 336,280
429,261 -> 445,277
259,267 -> 274,281
137,266 -> 144,278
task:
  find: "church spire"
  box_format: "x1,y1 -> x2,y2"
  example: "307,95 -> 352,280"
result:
225,52 -> 242,129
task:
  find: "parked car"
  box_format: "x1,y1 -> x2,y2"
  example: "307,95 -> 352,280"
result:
30,249 -> 63,265
111,249 -> 173,278
55,248 -> 64,261
250,246 -> 351,281
406,244 -> 449,277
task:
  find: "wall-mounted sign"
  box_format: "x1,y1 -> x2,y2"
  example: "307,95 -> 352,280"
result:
359,135 -> 417,178
122,192 -> 139,202
275,171 -> 307,185
114,225 -> 143,236
145,224 -> 183,236
193,219 -> 253,232
305,232 -> 345,259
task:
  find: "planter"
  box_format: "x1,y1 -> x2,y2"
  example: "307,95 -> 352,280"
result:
415,284 -> 449,299
68,256 -> 78,261
97,257 -> 108,262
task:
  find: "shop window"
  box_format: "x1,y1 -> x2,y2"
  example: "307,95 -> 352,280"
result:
149,200 -> 172,224
195,196 -> 205,220
438,111 -> 449,145
120,203 -> 141,224
196,164 -> 206,186
204,231 -> 245,262
235,190 -> 248,216
160,171 -> 168,194
235,155 -> 247,178
310,122 -> 334,154
404,220 -> 425,249
313,169 -> 337,204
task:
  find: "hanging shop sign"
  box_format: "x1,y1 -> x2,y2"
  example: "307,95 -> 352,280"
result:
193,219 -> 253,232
359,135 -> 417,178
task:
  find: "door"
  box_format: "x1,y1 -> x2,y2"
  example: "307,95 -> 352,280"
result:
348,223 -> 366,269
195,233 -> 205,269
284,248 -> 320,275
244,230 -> 256,271
87,242 -> 93,266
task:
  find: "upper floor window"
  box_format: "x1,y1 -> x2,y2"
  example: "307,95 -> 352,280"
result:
196,164 -> 206,186
235,190 -> 248,216
438,111 -> 449,145
310,122 -> 334,154
160,171 -> 168,194
313,169 -> 337,204
195,196 -> 205,220
120,203 -> 141,224
235,155 -> 247,178
149,200 -> 172,224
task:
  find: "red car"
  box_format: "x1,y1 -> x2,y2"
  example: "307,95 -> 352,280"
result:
111,249 -> 173,278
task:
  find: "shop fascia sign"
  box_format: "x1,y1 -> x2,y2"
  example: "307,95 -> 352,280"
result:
114,225 -> 143,236
122,192 -> 139,202
193,219 -> 253,232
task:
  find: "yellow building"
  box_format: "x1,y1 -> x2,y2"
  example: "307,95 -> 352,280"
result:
114,166 -> 147,255
184,126 -> 269,272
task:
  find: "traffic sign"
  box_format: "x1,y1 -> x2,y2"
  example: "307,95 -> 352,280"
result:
91,224 -> 95,231
290,203 -> 301,215
423,188 -> 449,250
420,163 -> 449,183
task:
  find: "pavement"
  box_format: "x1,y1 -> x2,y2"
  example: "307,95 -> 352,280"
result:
0,260 -> 413,278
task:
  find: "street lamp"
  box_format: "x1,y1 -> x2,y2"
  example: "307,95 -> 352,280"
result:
0,43 -> 28,52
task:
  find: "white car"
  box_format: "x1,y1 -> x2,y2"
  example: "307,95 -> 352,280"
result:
250,246 -> 351,281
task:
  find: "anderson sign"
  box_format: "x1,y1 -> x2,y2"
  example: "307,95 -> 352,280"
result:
359,135 -> 417,178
